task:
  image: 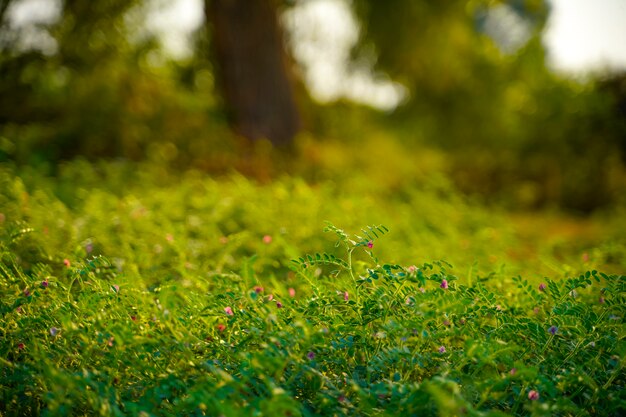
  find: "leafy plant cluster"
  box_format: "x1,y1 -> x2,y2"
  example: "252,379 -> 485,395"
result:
1,216 -> 625,416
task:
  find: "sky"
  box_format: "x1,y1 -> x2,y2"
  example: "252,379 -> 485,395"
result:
543,0 -> 626,74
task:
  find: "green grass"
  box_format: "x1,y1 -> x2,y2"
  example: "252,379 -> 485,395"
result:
1,160 -> 625,416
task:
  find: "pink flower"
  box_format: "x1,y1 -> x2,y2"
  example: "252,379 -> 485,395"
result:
440,279 -> 448,289
528,390 -> 539,400
63,259 -> 71,267
288,288 -> 296,297
41,280 -> 49,289
366,241 -> 374,249
538,283 -> 546,292
276,301 -> 283,308
263,235 -> 272,244
510,368 -> 517,376
407,265 -> 417,273
582,252 -> 589,262
166,233 -> 174,242
419,287 -> 426,293
112,284 -> 120,293
217,323 -> 226,332
18,342 -> 25,350
438,346 -> 446,353
254,286 -> 264,294
85,242 -> 93,254
107,337 -> 114,347
224,306 -> 234,316
343,291 -> 349,301
443,320 -> 451,326
267,294 -> 274,301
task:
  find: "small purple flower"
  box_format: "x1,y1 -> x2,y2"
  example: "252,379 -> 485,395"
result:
307,351 -> 315,360
41,280 -> 49,289
224,306 -> 234,316
528,390 -> 539,400
343,291 -> 349,301
438,345 -> 446,353
538,283 -> 546,292
440,279 -> 448,289
599,296 -> 605,304
23,288 -> 31,297
366,241 -> 374,249
276,301 -> 283,308
50,327 -> 58,337
548,325 -> 558,335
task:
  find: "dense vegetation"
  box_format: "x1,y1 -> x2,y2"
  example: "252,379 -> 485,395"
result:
1,161 -> 625,416
1,0 -> 625,415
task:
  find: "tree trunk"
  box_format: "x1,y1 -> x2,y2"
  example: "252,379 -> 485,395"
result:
206,0 -> 300,146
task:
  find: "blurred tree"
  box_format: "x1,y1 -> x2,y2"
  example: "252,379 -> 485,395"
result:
350,0 -> 550,145
206,0 -> 301,146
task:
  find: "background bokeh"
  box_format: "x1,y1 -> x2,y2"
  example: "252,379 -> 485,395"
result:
1,0 -> 625,213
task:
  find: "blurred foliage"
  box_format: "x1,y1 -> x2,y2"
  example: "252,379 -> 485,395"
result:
0,0 -> 624,213
350,0 -> 626,212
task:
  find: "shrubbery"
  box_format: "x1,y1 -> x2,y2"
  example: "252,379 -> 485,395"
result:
1,163 -> 625,416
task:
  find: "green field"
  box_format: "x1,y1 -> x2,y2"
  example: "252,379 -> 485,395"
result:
2,1 -> 626,414
1,160 -> 624,416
